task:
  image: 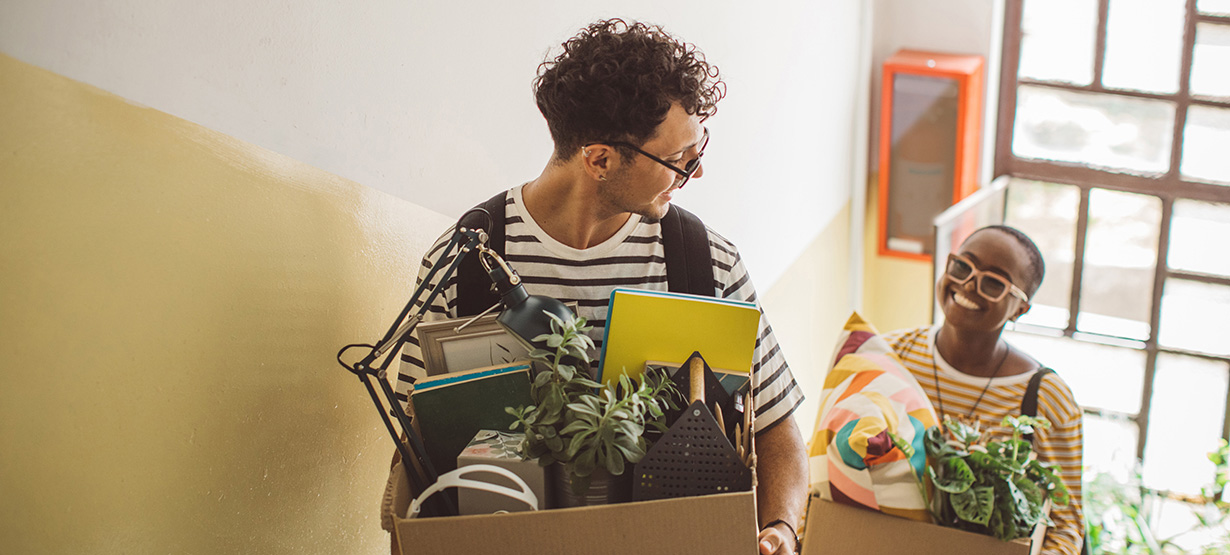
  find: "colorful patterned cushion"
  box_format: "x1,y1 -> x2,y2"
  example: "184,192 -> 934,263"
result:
807,313 -> 939,522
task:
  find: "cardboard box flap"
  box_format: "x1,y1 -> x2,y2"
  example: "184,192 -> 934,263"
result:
395,491 -> 756,555
801,497 -> 1037,555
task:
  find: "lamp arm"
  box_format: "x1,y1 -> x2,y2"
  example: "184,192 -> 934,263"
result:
342,224 -> 488,519
362,229 -> 484,368
340,206 -> 566,520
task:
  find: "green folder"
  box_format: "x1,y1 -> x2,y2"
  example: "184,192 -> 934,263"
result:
410,362 -> 534,476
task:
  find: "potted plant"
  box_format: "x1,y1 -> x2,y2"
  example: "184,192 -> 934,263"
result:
919,415 -> 1070,541
505,311 -> 676,505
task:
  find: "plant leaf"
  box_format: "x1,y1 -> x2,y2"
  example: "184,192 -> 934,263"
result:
951,485 -> 995,525
566,430 -> 595,458
886,430 -> 916,459
565,401 -> 600,418
925,426 -> 957,458
605,447 -> 626,475
928,456 -> 975,493
944,418 -> 982,446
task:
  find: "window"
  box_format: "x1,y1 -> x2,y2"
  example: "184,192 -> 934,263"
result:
996,0 -> 1230,543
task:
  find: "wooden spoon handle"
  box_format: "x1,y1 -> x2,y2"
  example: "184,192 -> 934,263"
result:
689,356 -> 705,404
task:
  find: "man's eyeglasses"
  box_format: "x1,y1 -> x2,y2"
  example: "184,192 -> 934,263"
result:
945,253 -> 1030,303
586,128 -> 709,189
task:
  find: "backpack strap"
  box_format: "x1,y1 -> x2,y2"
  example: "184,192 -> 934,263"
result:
1019,367 -> 1053,444
456,191 -> 508,317
661,204 -> 715,297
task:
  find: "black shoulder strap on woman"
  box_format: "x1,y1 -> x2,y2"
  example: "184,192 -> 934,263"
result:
454,192 -> 715,318
1019,367 -> 1053,444
1019,366 -> 1090,554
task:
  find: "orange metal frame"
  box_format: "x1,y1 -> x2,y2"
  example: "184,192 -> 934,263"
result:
877,49 -> 985,261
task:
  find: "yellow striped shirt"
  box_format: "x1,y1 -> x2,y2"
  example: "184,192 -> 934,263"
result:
885,326 -> 1085,555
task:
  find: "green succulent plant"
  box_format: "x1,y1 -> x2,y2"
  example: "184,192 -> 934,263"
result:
506,310 -> 677,496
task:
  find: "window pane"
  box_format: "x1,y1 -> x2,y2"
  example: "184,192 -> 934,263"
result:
1019,0 -> 1098,85
1005,331 -> 1146,414
1103,0 -> 1186,94
1200,0 -> 1230,15
1159,280 -> 1230,356
1169,200 -> 1230,278
1077,189 -> 1161,340
1013,86 -> 1175,174
1141,353 -> 1228,495
1005,179 -> 1080,329
1083,413 -> 1140,480
1192,23 -> 1230,99
1181,105 -> 1230,185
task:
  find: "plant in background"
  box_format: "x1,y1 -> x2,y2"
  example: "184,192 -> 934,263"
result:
1085,440 -> 1230,554
506,311 -> 677,495
922,415 -> 1069,542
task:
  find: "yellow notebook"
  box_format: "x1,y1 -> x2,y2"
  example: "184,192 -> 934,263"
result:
597,288 -> 761,386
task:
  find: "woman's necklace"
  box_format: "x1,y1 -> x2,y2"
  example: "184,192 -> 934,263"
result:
931,328 -> 1012,423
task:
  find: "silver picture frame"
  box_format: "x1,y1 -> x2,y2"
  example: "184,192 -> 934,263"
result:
415,303 -> 578,375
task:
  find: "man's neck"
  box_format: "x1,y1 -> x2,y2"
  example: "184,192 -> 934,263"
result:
521,164 -> 632,250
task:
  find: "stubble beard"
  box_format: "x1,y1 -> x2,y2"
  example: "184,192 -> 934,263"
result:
598,172 -> 672,222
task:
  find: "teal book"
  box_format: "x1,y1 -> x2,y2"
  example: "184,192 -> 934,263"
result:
410,361 -> 534,477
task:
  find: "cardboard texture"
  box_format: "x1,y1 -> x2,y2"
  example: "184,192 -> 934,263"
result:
801,497 -> 1044,555
455,430 -> 545,515
394,491 -> 757,555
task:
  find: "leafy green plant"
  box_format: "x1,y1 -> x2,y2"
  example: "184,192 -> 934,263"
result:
1086,440 -> 1230,554
505,311 -> 677,495
923,416 -> 1069,541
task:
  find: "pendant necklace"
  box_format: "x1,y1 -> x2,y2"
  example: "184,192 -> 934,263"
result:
931,328 -> 1012,424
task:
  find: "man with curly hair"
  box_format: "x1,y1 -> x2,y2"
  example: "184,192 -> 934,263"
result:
386,19 -> 808,555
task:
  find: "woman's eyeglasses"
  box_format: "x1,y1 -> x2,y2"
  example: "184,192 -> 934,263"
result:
945,253 -> 1030,303
585,128 -> 709,188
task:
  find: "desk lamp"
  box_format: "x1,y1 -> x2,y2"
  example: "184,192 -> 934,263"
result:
336,207 -> 572,517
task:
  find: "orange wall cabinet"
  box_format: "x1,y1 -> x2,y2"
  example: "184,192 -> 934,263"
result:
878,49 -> 984,260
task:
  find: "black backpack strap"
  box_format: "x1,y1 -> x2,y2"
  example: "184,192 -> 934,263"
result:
661,204 -> 715,297
456,191 -> 508,317
1020,367 -> 1053,444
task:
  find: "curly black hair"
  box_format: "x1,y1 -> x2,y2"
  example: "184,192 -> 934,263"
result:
533,18 -> 725,161
970,225 -> 1046,298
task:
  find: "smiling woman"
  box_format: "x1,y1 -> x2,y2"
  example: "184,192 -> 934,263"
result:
884,225 -> 1087,555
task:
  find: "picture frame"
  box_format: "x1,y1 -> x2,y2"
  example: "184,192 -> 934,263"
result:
416,303 -> 578,375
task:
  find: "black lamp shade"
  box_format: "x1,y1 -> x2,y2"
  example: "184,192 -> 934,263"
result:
495,282 -> 575,351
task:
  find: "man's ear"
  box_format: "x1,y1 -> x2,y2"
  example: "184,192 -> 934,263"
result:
579,145 -> 617,182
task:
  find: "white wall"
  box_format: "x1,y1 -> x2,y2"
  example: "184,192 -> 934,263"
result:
0,0 -> 866,291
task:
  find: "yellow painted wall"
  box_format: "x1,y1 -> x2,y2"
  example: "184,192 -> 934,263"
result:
859,176 -> 933,334
0,54 -> 452,554
761,202 -> 852,439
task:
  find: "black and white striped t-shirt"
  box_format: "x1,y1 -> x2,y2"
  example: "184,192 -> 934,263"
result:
397,185 -> 802,433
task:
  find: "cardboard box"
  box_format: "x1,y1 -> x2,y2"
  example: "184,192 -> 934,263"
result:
390,378 -> 759,554
393,490 -> 756,555
800,496 -> 1044,555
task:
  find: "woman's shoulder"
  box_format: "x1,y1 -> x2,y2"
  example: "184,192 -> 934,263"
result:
882,326 -> 930,345
880,326 -> 932,360
1034,367 -> 1082,422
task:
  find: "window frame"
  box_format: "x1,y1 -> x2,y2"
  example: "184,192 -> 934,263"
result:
995,0 -> 1230,476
